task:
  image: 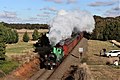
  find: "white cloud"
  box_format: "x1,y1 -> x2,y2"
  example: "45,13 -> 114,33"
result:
0,11 -> 17,18
48,7 -> 57,12
103,6 -> 120,17
26,8 -> 32,11
67,0 -> 77,4
88,0 -> 119,7
37,14 -> 50,17
44,0 -> 63,4
44,0 -> 77,4
0,11 -> 22,23
40,7 -> 57,12
23,17 -> 50,23
112,6 -> 120,11
0,7 -> 57,23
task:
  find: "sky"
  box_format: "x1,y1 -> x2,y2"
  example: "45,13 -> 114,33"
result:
0,0 -> 119,23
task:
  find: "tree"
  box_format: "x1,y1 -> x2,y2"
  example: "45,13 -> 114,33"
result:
7,29 -> 14,44
91,15 -> 120,41
0,23 -> 6,60
32,29 -> 39,40
23,31 -> 29,42
12,30 -> 19,43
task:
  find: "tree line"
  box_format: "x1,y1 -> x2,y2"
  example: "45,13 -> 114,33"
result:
85,16 -> 120,41
2,22 -> 49,29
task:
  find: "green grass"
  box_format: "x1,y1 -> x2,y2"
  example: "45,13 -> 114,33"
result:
2,40 -> 34,76
0,60 -> 19,75
6,42 -> 34,55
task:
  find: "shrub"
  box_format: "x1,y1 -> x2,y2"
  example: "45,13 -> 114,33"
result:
23,31 -> 29,42
13,30 -> 19,43
32,29 -> 39,40
80,56 -> 88,63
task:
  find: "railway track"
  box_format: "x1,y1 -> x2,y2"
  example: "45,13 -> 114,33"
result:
29,38 -> 88,80
29,68 -> 54,80
36,70 -> 54,80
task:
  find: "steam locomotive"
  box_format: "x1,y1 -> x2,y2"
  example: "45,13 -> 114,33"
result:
34,32 -> 83,70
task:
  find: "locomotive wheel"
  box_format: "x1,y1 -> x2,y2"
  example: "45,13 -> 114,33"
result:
47,65 -> 54,70
40,63 -> 44,69
50,66 -> 53,70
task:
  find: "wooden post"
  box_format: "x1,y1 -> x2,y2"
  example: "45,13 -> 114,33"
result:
78,48 -> 83,59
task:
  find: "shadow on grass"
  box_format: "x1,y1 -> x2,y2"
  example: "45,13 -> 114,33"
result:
94,54 -> 106,57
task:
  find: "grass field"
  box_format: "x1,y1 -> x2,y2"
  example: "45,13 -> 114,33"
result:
0,61 -> 19,75
6,42 -> 34,56
0,29 -> 48,77
86,40 -> 120,80
6,29 -> 48,55
2,29 -> 120,79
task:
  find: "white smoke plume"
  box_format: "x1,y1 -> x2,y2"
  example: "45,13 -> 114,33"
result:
48,10 -> 95,46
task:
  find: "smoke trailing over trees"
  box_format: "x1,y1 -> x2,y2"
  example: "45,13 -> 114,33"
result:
0,14 -> 120,42
48,10 -> 95,46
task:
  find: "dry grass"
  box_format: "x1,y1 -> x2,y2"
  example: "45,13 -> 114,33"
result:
17,29 -> 48,41
16,29 -> 48,33
6,42 -> 34,57
86,40 -> 120,80
87,40 -> 119,65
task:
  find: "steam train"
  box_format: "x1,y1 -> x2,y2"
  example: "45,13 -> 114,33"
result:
34,32 -> 83,70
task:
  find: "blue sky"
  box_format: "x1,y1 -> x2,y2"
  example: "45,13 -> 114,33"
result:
0,0 -> 119,23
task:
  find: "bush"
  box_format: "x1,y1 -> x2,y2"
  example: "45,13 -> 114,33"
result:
80,56 -> 88,63
1,27 -> 19,44
32,29 -> 39,40
23,31 -> 29,42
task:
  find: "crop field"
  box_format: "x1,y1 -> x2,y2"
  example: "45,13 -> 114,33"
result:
86,40 -> 120,80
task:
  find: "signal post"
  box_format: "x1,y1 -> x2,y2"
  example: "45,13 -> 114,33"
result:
78,48 -> 83,60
